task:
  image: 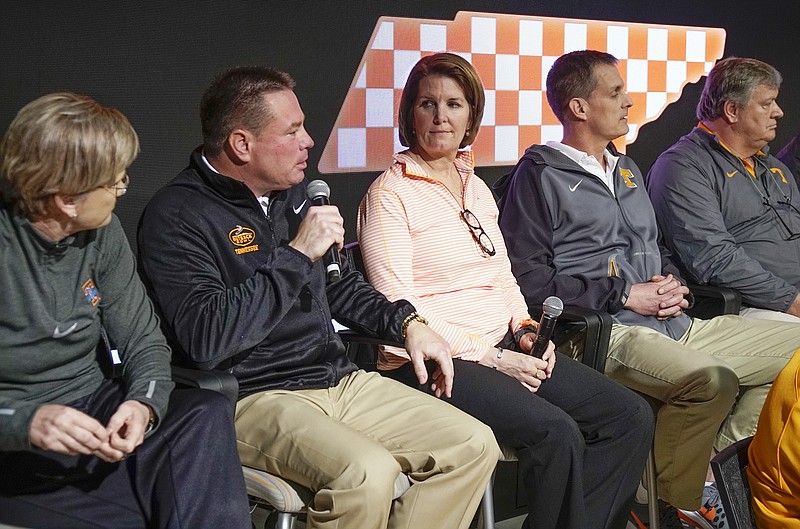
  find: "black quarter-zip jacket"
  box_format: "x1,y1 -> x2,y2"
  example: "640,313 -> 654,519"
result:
138,148 -> 414,399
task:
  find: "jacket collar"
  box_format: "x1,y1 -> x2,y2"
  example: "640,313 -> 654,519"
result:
690,125 -> 775,177
692,123 -> 771,158
523,142 -> 621,173
188,147 -> 290,210
393,149 -> 475,181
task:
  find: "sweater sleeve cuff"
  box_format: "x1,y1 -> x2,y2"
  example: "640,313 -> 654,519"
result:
385,300 -> 416,343
0,401 -> 39,451
126,378 -> 174,433
607,277 -> 629,314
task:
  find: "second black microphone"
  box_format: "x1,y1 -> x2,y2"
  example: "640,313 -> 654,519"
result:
530,296 -> 564,358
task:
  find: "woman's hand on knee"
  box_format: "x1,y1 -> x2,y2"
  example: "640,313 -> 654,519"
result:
487,349 -> 549,392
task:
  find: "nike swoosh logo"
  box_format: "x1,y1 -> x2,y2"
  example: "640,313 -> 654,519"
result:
569,179 -> 583,192
292,199 -> 307,214
52,323 -> 78,339
726,170 -> 738,177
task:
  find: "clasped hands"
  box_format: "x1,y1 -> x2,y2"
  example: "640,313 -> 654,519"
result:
626,274 -> 690,320
29,399 -> 152,463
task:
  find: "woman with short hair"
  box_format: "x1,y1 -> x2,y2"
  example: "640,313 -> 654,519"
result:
358,53 -> 653,529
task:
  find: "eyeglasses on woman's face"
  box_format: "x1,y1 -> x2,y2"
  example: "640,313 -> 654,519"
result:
460,209 -> 496,256
103,173 -> 129,197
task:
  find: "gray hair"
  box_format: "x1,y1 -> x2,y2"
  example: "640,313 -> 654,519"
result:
696,57 -> 782,121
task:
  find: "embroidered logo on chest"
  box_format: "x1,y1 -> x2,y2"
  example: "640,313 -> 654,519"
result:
771,167 -> 788,184
619,168 -> 637,188
82,278 -> 101,307
229,225 -> 259,255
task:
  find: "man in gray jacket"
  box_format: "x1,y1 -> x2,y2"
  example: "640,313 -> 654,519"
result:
648,57 -> 800,322
494,50 -> 800,527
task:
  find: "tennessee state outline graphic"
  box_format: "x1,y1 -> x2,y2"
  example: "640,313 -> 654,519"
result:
318,11 -> 726,174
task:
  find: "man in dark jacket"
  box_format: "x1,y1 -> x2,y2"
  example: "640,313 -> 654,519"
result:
137,66 -> 499,529
494,50 -> 800,526
648,57 -> 800,323
777,131 -> 800,188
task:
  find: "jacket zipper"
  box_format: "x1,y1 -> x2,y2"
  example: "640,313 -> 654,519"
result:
609,160 -> 652,279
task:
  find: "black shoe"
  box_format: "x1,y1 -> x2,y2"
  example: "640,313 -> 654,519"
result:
629,500 -> 686,528
676,483 -> 728,529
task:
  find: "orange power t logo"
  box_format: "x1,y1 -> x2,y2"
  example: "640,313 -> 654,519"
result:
319,11 -> 725,174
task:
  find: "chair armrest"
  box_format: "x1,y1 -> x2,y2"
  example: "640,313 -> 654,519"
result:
171,366 -> 239,408
338,330 -> 405,372
338,330 -> 403,349
710,436 -> 756,528
530,304 -> 611,373
342,306 -> 614,375
561,305 -> 612,373
686,283 -> 742,319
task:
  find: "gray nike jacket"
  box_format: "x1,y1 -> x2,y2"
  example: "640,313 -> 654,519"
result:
494,143 -> 691,339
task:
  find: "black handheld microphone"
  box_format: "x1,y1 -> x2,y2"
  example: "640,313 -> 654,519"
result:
530,296 -> 563,358
306,179 -> 342,284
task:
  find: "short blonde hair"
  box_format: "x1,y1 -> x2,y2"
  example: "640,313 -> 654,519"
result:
0,92 -> 139,217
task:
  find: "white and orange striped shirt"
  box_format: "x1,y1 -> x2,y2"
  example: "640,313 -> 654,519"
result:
357,150 -> 532,370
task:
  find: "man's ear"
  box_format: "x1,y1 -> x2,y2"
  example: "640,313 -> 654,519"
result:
226,129 -> 252,163
567,97 -> 589,122
53,194 -> 78,219
722,99 -> 739,123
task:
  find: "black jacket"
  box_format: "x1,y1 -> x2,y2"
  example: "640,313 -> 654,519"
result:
138,148 -> 414,398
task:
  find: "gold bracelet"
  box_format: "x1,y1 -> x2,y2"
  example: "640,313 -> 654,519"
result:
401,311 -> 428,338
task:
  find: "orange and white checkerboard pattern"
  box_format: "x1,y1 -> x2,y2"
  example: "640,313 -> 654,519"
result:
318,11 -> 726,174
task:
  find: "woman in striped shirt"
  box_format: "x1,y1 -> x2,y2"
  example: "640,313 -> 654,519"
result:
357,52 -> 652,529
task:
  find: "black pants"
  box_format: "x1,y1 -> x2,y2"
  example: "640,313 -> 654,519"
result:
0,380 -> 251,529
387,352 -> 654,529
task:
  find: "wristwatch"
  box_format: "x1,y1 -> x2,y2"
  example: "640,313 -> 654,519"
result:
144,406 -> 156,434
620,281 -> 632,307
401,311 -> 428,338
492,346 -> 504,370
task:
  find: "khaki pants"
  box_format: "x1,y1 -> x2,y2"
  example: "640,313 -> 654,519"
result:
604,316 -> 800,509
740,306 -> 800,323
235,370 -> 500,529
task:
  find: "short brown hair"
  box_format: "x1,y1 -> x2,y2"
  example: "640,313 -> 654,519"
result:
696,57 -> 782,121
200,66 -> 296,157
398,53 -> 485,149
0,92 -> 139,217
546,50 -> 619,123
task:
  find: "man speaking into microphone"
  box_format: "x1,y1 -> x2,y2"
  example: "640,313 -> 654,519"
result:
138,65 -> 502,529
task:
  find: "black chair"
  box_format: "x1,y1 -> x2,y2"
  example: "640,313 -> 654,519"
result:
710,436 -> 756,529
685,283 -> 742,320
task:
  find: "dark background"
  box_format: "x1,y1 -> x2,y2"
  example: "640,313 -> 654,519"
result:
2,1 -> 798,254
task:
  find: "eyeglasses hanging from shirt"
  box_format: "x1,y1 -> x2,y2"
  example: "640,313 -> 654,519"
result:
741,155 -> 800,241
